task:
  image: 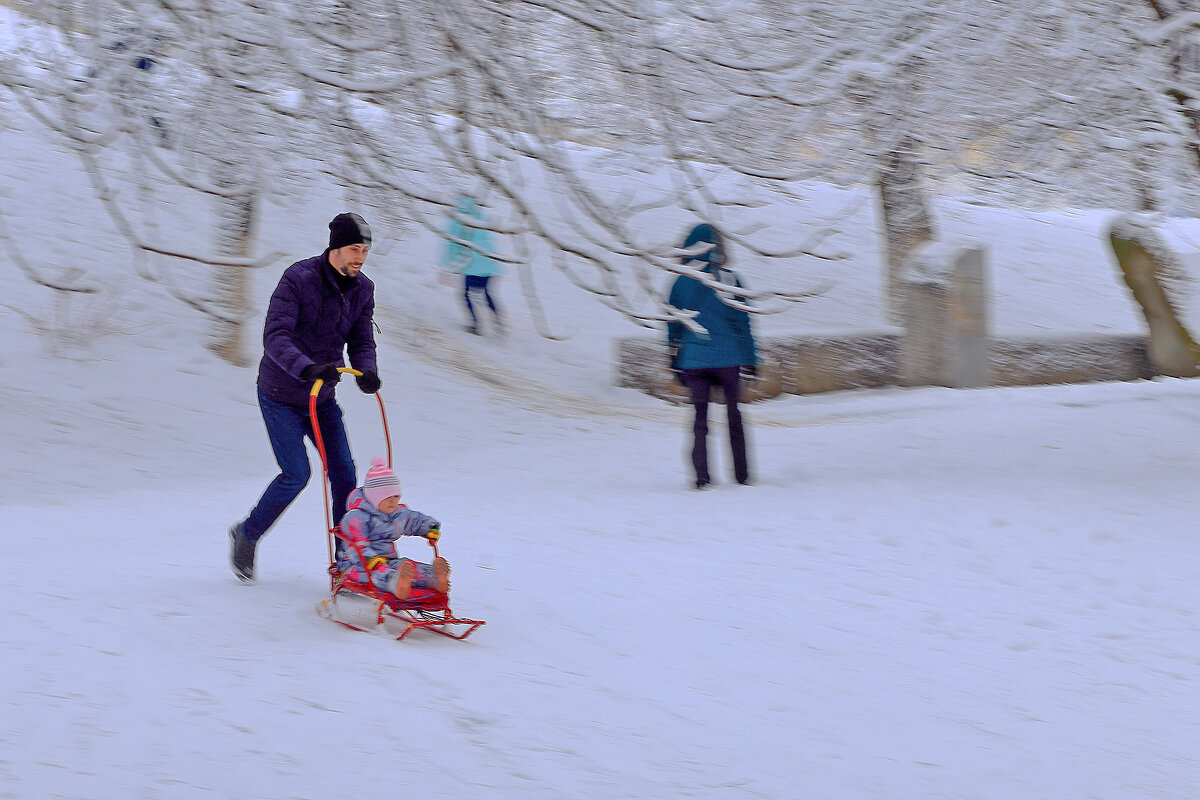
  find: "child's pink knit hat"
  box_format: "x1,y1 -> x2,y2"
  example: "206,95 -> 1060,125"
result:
362,456 -> 401,506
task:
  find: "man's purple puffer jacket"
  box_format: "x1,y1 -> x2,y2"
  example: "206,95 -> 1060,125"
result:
256,251 -> 377,409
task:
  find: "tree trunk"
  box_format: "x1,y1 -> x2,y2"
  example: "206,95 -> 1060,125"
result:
878,133 -> 936,326
1109,222 -> 1200,377
208,192 -> 258,367
1146,0 -> 1200,174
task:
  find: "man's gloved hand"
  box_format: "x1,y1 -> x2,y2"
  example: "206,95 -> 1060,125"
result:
740,365 -> 758,381
356,370 -> 382,394
425,527 -> 441,543
301,363 -> 341,384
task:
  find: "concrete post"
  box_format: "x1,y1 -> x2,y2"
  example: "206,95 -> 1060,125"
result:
899,243 -> 990,388
898,279 -> 947,386
948,247 -> 990,388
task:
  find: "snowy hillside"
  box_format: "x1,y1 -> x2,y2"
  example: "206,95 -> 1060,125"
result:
3,16 -> 1200,798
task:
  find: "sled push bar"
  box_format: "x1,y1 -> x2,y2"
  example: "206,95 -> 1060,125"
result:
309,367 -> 392,565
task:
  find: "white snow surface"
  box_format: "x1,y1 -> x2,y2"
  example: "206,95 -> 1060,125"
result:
3,44 -> 1200,800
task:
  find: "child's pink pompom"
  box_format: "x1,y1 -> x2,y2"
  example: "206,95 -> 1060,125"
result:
370,455 -> 387,468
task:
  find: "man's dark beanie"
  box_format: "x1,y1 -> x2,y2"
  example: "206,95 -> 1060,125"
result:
329,212 -> 372,250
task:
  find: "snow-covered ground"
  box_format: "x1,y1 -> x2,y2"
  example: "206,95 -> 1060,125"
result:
3,14 -> 1200,797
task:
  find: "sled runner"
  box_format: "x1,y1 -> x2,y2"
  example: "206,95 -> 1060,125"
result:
309,368 -> 485,642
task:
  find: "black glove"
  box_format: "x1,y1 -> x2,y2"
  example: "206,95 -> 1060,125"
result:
355,370 -> 382,394
668,344 -> 684,384
740,365 -> 758,381
300,363 -> 341,384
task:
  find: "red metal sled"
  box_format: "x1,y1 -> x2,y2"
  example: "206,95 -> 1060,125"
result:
309,368 -> 485,642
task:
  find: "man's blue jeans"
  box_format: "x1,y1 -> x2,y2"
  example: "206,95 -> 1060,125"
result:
243,387 -> 356,542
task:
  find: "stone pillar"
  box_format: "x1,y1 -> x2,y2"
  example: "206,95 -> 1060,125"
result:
948,247 -> 990,388
899,244 -> 990,388
898,278 -> 947,387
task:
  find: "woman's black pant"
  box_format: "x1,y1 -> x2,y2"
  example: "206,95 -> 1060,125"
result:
681,366 -> 748,485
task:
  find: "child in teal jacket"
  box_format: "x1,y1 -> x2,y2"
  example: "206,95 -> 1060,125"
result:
444,195 -> 504,335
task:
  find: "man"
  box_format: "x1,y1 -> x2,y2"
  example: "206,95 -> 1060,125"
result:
229,212 -> 383,582
667,223 -> 758,489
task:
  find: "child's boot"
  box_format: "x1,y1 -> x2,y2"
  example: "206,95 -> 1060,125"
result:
410,558 -> 452,594
391,559 -> 416,599
433,557 -> 451,594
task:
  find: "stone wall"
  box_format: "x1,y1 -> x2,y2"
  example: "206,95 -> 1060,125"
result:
616,333 -> 900,404
623,242 -> 1159,403
988,335 -> 1152,387
614,333 -> 1152,403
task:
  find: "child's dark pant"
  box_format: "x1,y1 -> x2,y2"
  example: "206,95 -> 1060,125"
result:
463,275 -> 499,327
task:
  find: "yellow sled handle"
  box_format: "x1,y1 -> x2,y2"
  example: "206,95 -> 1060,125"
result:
309,366 -> 362,396
308,367 -> 394,566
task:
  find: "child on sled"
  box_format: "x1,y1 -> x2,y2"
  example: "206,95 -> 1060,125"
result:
336,456 -> 449,599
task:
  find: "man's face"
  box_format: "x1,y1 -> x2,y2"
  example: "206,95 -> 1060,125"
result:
330,243 -> 369,277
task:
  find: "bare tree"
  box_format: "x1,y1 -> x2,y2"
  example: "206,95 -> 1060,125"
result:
349,0 -> 1200,325
1,0 -> 307,363
8,0 -> 1200,362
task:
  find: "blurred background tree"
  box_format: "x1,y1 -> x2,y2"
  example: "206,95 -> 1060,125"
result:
4,0 -> 1200,362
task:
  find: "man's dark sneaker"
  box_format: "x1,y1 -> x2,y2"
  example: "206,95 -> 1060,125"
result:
229,522 -> 258,583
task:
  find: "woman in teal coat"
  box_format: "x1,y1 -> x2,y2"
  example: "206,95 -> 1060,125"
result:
667,223 -> 758,488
